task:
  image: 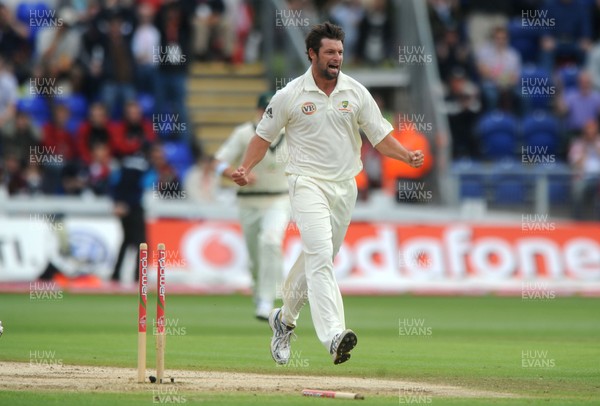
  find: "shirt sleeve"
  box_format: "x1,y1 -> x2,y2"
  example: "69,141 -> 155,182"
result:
256,90 -> 289,143
215,125 -> 247,165
357,88 -> 394,147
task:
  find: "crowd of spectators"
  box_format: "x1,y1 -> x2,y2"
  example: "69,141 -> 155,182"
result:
1,0 -> 599,218
433,0 -> 600,218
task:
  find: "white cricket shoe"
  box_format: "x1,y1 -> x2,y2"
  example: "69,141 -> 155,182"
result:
0,320 -> 3,338
268,308 -> 295,364
330,329 -> 357,365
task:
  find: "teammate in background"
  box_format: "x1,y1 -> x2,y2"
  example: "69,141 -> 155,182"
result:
232,22 -> 424,365
214,93 -> 290,321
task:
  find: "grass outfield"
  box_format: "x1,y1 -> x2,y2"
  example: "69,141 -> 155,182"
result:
0,293 -> 598,405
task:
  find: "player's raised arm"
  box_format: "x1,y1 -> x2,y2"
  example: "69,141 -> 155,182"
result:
231,135 -> 271,186
374,132 -> 425,168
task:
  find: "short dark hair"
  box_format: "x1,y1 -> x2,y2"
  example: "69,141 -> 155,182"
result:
305,22 -> 344,62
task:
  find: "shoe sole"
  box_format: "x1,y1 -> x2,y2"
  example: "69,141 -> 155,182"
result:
333,329 -> 358,365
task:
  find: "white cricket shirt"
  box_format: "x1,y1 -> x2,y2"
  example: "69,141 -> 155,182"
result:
216,121 -> 289,193
256,67 -> 393,181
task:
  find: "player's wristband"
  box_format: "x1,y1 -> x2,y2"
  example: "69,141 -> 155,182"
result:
215,161 -> 230,177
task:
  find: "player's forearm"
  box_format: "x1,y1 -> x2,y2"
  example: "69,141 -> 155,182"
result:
239,135 -> 271,172
374,133 -> 411,163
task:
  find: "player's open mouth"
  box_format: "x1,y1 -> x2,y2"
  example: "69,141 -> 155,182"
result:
328,64 -> 339,73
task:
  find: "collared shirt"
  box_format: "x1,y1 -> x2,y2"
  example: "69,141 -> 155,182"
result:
256,67 -> 393,181
216,121 -> 288,193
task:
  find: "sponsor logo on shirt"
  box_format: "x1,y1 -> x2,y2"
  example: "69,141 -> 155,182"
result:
301,102 -> 317,115
265,107 -> 273,119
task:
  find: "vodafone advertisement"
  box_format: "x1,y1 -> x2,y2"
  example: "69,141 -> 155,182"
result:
146,220 -> 600,293
1,216 -> 599,293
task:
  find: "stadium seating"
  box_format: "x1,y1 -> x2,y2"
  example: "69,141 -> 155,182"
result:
520,66 -> 554,112
508,18 -> 540,64
162,141 -> 195,180
489,159 -> 530,205
557,65 -> 579,91
521,111 -> 560,157
17,96 -> 50,126
476,111 -> 519,160
451,158 -> 486,199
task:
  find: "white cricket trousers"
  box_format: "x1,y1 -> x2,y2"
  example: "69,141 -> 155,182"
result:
239,195 -> 290,307
281,175 -> 357,349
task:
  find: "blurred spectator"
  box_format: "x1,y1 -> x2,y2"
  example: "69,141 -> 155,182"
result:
111,152 -> 149,282
132,2 -> 160,97
436,25 -> 478,83
86,142 -> 115,196
586,39 -> 600,90
100,11 -> 137,118
568,119 -> 600,219
0,55 -> 17,134
328,0 -> 365,62
557,70 -> 600,135
193,0 -> 234,62
154,0 -> 194,141
540,0 -> 592,72
427,0 -> 463,43
78,3 -> 105,101
35,7 -> 81,93
462,1 -> 510,51
0,2 -> 30,78
475,26 -> 522,112
183,151 -> 216,202
1,151 -> 27,195
42,103 -> 77,193
444,68 -> 482,159
142,142 -> 182,196
2,109 -> 41,162
355,0 -> 394,66
112,100 -> 156,158
76,102 -> 118,164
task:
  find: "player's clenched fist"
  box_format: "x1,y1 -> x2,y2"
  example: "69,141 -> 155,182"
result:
408,150 -> 424,168
231,166 -> 248,186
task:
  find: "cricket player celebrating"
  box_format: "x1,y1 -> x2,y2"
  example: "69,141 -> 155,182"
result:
215,93 -> 290,321
232,22 -> 424,365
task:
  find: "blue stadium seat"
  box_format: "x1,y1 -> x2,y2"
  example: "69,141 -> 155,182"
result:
163,142 -> 194,180
557,65 -> 579,91
521,111 -> 560,157
520,66 -> 554,111
137,93 -> 156,118
489,159 -> 529,204
476,111 -> 519,160
17,97 -> 50,125
508,18 -> 540,64
16,2 -> 50,44
62,94 -> 88,120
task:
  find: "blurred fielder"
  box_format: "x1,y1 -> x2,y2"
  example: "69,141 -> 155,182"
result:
215,93 -> 290,320
232,22 -> 424,364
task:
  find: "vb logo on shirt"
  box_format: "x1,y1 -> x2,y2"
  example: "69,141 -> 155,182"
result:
301,102 -> 317,115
